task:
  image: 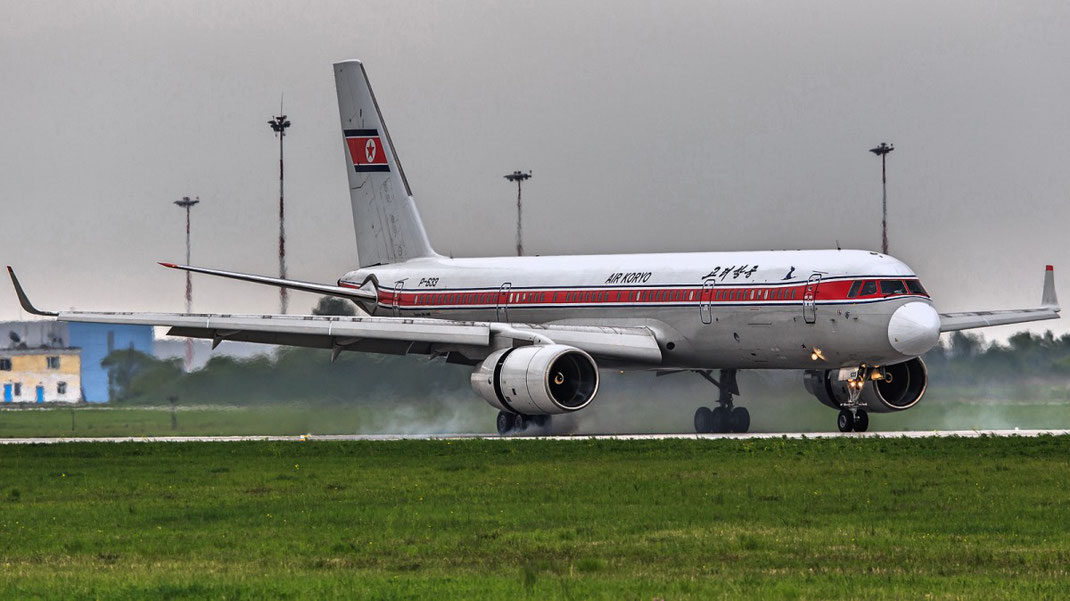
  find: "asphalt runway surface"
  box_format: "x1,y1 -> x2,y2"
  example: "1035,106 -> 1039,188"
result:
1,429 -> 1068,444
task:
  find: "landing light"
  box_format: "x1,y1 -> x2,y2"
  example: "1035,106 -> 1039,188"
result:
810,348 -> 826,361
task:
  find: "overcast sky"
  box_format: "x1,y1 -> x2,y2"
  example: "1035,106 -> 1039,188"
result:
2,1 -> 1069,340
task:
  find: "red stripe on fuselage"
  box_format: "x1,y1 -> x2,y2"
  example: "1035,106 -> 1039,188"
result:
369,278 -> 926,309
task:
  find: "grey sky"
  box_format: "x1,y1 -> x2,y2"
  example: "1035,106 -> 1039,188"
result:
2,1 -> 1069,341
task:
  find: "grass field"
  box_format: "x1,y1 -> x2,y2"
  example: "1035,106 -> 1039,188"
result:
1,437 -> 1068,599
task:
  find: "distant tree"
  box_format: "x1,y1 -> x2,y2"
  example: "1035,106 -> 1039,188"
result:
948,331 -> 982,360
312,296 -> 357,316
101,349 -> 181,402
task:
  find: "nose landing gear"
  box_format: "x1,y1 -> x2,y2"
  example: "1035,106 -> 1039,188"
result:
837,408 -> 869,432
835,364 -> 880,432
692,369 -> 750,434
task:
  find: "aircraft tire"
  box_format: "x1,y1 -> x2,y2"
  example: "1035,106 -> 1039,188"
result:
837,409 -> 854,433
710,407 -> 730,434
515,415 -> 531,432
694,407 -> 714,433
730,407 -> 750,433
853,409 -> 869,432
496,411 -> 516,436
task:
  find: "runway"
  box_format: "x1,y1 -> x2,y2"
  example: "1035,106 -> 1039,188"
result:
0,429 -> 1068,444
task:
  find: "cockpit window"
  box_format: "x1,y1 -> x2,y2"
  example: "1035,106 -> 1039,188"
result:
905,279 -> 928,296
847,281 -> 862,298
880,280 -> 908,295
859,281 -> 877,296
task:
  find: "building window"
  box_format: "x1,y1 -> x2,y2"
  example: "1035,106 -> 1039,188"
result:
13,383 -> 21,397
0,358 -> 10,371
57,381 -> 67,395
47,356 -> 61,369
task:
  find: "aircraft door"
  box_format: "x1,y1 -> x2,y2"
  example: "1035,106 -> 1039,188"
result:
803,273 -> 821,324
392,281 -> 404,317
699,278 -> 716,324
496,283 -> 512,322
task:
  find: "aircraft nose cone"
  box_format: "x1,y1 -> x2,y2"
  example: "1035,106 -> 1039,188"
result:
887,302 -> 941,356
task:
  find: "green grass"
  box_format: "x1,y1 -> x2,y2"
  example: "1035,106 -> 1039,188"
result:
1,438 -> 1068,599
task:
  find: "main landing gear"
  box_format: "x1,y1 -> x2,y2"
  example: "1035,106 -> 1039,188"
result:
693,369 -> 750,434
496,411 -> 551,436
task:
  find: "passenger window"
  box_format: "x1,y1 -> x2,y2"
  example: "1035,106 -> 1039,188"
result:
847,281 -> 862,298
880,280 -> 907,296
859,281 -> 877,296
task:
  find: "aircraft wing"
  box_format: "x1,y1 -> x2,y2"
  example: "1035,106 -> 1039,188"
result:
7,268 -> 663,366
939,266 -> 1060,332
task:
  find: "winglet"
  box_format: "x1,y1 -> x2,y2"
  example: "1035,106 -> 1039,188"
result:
1043,265 -> 1059,311
6,267 -> 58,317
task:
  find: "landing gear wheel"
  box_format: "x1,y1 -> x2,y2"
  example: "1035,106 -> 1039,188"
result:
496,411 -> 516,436
710,407 -> 730,434
514,415 -> 531,433
729,407 -> 751,433
837,409 -> 854,433
694,407 -> 714,433
853,409 -> 869,433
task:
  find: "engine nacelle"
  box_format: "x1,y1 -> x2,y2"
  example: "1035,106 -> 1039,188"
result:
803,357 -> 928,413
471,344 -> 599,415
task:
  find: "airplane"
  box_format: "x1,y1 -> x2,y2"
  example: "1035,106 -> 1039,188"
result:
8,59 -> 1061,435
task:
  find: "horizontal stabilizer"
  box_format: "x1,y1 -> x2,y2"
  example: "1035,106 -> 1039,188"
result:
158,263 -> 377,302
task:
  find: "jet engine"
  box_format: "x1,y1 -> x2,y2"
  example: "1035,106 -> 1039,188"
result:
803,357 -> 928,413
471,345 -> 599,415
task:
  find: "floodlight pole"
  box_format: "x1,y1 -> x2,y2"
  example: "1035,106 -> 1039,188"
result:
869,142 -> 894,255
173,196 -> 200,371
504,170 -> 532,256
269,113 -> 292,314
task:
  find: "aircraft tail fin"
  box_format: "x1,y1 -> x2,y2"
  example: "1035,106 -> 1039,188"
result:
334,60 -> 436,268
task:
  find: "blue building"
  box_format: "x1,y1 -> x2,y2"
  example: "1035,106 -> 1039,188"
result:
1,321 -> 154,403
67,323 -> 155,402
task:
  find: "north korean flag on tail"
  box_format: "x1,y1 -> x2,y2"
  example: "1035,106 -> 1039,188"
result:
344,129 -> 390,172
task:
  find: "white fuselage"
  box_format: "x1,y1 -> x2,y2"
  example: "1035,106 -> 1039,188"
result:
340,249 -> 940,370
